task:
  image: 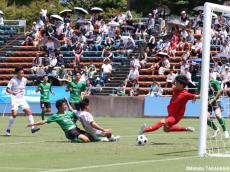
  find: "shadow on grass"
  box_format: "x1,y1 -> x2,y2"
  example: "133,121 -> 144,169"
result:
150,142 -> 174,145
155,149 -> 198,156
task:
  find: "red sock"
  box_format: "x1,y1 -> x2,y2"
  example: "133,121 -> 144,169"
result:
144,122 -> 163,133
167,125 -> 187,132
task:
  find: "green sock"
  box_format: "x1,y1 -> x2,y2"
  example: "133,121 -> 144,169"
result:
217,117 -> 227,131
207,118 -> 218,130
41,112 -> 45,120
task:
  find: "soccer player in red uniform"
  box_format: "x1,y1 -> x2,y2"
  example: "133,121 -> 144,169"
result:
139,75 -> 199,134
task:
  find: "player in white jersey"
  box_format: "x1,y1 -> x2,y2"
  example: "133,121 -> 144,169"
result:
5,66 -> 40,136
65,97 -> 120,142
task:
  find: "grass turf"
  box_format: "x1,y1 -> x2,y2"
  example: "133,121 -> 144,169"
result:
0,116 -> 229,172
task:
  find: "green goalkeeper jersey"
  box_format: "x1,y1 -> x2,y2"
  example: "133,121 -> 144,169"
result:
67,81 -> 86,103
38,82 -> 51,102
45,111 -> 78,135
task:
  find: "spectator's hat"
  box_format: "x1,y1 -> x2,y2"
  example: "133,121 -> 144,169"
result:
148,13 -> 152,16
33,21 -> 36,25
181,11 -> 186,14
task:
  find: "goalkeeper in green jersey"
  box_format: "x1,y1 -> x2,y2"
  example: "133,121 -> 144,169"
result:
36,75 -> 54,120
198,75 -> 229,139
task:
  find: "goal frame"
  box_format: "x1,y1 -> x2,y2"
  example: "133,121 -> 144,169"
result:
199,2 -> 230,157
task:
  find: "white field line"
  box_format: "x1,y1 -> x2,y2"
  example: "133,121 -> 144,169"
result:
0,167 -> 51,171
41,156 -> 198,172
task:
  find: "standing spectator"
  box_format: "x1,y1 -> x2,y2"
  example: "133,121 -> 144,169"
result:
0,11 -> 4,25
73,42 -> 83,66
127,66 -> 139,86
101,59 -> 112,83
125,37 -> 135,56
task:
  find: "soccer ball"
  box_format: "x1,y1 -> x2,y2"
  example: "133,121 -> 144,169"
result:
137,135 -> 148,145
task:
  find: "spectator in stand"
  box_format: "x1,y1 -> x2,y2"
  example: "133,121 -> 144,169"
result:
148,80 -> 163,97
102,46 -> 113,60
0,11 -> 4,25
141,47 -> 152,68
148,34 -> 156,51
56,51 -> 64,67
101,58 -> 112,83
93,33 -> 102,51
45,22 -> 55,36
146,13 -> 155,35
99,21 -> 108,37
191,37 -> 202,56
180,11 -> 190,26
158,55 -> 170,75
21,36 -> 34,46
182,47 -> 191,61
127,66 -> 139,86
116,81 -> 126,96
221,66 -> 230,89
73,42 -> 83,66
130,57 -> 141,70
125,11 -> 133,26
166,69 -> 176,88
180,60 -> 190,75
125,37 -> 135,56
46,37 -> 55,54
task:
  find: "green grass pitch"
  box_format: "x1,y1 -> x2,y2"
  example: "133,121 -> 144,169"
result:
0,116 -> 229,172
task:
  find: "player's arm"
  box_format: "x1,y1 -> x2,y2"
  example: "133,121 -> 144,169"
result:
36,86 -> 41,92
90,121 -> 112,133
209,90 -> 222,105
27,121 -> 46,127
64,97 -> 75,112
6,87 -> 16,96
50,85 -> 55,95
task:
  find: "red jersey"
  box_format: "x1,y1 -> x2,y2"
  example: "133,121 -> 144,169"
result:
167,87 -> 196,120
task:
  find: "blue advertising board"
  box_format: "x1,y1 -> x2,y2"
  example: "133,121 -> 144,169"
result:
0,86 -> 70,113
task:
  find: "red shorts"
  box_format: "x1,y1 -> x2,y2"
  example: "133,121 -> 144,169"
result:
165,116 -> 182,127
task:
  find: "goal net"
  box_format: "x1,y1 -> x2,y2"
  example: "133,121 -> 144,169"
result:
199,2 -> 230,157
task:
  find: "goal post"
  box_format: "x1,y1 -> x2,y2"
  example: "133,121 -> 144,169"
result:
199,2 -> 230,157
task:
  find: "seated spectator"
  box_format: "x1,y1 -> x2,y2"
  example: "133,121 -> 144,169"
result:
191,37 -> 202,55
116,81 -> 126,96
125,37 -> 135,56
57,65 -> 67,80
180,60 -> 190,75
166,70 -> 176,88
93,33 -> 102,51
180,11 -> 190,26
102,46 -> 113,60
221,66 -> 230,88
148,80 -> 163,97
182,47 -> 191,61
101,58 -> 112,83
46,36 -> 55,54
21,36 -> 34,46
125,10 -> 133,26
73,42 -> 83,66
129,83 -> 139,96
140,47 -> 152,68
88,65 -> 97,85
158,56 -> 170,75
146,13 -> 155,35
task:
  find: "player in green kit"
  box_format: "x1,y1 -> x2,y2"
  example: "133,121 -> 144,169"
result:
27,99 -> 90,143
36,75 -> 54,120
198,75 -> 229,139
66,72 -> 86,110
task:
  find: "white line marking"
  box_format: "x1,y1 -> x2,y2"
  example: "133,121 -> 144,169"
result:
0,140 -> 67,145
41,156 -> 198,172
0,167 -> 50,171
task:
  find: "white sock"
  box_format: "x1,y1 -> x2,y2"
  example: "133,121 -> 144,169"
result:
28,115 -> 35,129
7,116 -> 15,130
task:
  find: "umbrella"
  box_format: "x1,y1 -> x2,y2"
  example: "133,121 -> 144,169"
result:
158,5 -> 170,15
50,14 -> 64,21
90,7 -> 103,13
59,9 -> 72,15
121,25 -> 135,30
193,6 -> 204,11
167,19 -> 184,27
0,10 -> 4,15
74,7 -> 88,15
223,13 -> 230,18
107,21 -> 120,27
157,52 -> 169,57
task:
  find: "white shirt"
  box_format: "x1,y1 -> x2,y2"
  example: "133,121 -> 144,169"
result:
46,41 -> 55,50
128,69 -> 139,80
0,16 -> 4,25
102,64 -> 112,74
79,111 -> 97,135
7,77 -> 27,99
166,73 -> 176,82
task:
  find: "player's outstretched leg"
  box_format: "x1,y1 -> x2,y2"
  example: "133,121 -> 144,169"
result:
24,109 -> 40,133
139,122 -> 163,134
216,116 -> 229,139
164,125 -> 195,132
